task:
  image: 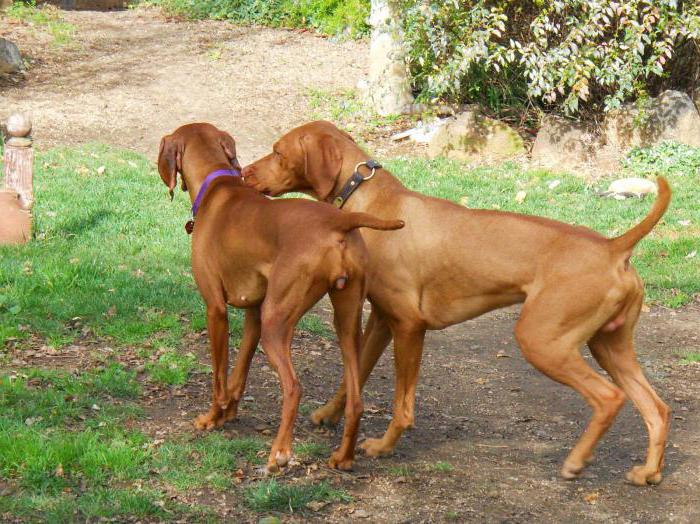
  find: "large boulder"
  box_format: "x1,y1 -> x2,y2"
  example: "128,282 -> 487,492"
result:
428,108 -> 525,162
0,38 -> 22,74
602,90 -> 700,150
531,115 -> 602,170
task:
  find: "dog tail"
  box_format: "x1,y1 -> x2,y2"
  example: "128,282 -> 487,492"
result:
609,177 -> 671,254
336,212 -> 405,233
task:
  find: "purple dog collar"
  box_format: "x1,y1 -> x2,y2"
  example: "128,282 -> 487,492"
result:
191,169 -> 241,217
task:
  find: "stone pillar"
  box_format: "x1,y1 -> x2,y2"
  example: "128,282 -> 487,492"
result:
1,113 -> 33,245
3,113 -> 34,209
367,0 -> 414,116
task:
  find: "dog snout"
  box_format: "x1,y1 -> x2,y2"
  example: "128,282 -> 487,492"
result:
241,165 -> 259,186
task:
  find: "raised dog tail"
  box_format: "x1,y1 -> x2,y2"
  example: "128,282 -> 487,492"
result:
609,177 -> 671,254
336,212 -> 405,233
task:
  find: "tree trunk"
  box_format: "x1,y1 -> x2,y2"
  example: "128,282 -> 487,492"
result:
367,0 -> 414,116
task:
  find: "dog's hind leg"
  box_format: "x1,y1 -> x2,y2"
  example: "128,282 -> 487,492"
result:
514,294 -> 627,480
222,307 -> 262,422
260,269 -> 327,473
326,278 -> 366,470
311,307 -> 392,427
194,301 -> 231,430
588,290 -> 670,486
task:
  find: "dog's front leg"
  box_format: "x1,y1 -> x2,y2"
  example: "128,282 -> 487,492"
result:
194,303 -> 230,430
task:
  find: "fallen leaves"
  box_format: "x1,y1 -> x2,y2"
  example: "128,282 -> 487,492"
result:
584,491 -> 599,505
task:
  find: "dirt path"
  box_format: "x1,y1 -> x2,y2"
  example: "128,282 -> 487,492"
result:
1,7 -> 367,163
14,302 -> 699,522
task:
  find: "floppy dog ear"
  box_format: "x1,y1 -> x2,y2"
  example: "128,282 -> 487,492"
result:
157,135 -> 183,199
218,131 -> 241,170
299,133 -> 342,201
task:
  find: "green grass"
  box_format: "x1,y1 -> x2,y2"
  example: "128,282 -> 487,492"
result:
0,144 -> 330,348
296,440 -> 331,460
0,366 -> 192,521
5,1 -> 76,45
383,145 -> 700,307
146,350 -> 204,386
244,479 -> 351,512
151,0 -> 370,38
1,141 -> 695,352
431,461 -> 454,473
0,365 -> 303,520
679,352 -> 700,364
154,434 -> 266,491
387,464 -> 413,477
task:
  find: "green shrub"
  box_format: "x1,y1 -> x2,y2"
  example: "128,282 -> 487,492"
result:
399,0 -> 700,118
155,0 -> 370,37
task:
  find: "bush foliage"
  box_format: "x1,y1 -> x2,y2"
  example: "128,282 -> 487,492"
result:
155,0 -> 370,37
399,0 -> 700,118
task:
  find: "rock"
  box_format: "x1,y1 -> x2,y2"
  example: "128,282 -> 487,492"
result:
531,115 -> 601,171
693,88 -> 700,113
0,38 -> 22,74
306,500 -> 329,511
428,108 -> 525,162
391,118 -> 447,143
603,90 -> 700,150
352,509 -> 370,519
258,517 -> 281,524
601,177 -> 657,198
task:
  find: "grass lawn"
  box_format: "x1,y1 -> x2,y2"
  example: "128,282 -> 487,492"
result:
4,2 -> 76,46
0,139 -> 697,520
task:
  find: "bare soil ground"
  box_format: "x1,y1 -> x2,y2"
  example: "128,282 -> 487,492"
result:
1,7 -> 366,163
3,8 -> 700,523
8,303 -> 700,522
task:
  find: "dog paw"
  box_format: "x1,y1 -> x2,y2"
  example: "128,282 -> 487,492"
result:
193,411 -> 225,431
328,450 -> 354,471
266,449 -> 291,472
310,405 -> 343,427
359,438 -> 393,458
625,465 -> 662,486
560,461 -> 585,480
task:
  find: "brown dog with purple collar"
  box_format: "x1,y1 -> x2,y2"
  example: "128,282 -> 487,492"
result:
157,122 -> 404,472
242,120 -> 672,485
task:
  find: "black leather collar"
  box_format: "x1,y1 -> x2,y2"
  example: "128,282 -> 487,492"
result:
331,159 -> 382,208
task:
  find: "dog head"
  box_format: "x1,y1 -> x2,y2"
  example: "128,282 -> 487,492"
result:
157,123 -> 241,200
242,121 -> 355,200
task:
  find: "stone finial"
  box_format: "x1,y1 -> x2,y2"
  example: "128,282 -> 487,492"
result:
6,113 -> 32,138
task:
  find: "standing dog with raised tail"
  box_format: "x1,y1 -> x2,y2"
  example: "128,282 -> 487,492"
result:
156,123 -> 404,473
242,120 -> 672,485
